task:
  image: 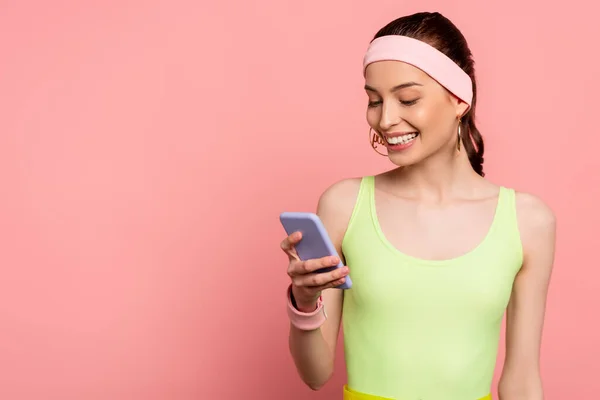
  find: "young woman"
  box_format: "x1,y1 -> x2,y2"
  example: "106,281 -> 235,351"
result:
279,12 -> 556,400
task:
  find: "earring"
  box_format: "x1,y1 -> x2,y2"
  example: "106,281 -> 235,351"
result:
457,119 -> 462,151
369,128 -> 387,156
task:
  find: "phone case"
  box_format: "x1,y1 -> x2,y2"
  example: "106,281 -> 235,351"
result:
279,211 -> 352,290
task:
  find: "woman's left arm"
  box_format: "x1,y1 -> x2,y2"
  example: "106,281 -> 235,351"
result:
499,192 -> 557,400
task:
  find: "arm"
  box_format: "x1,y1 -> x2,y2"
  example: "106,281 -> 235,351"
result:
498,193 -> 557,400
288,178 -> 362,390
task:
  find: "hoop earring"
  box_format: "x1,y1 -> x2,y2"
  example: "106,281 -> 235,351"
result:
369,128 -> 387,156
457,119 -> 462,151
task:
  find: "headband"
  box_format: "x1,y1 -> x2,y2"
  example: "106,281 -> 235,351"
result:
363,35 -> 473,108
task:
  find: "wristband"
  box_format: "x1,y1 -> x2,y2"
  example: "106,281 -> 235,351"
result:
286,284 -> 327,331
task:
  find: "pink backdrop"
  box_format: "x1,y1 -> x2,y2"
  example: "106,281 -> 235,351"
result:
1,1 -> 598,399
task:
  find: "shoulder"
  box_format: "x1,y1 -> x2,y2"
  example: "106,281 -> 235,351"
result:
316,177 -> 364,237
514,191 -> 557,261
317,177 -> 363,212
514,191 -> 557,234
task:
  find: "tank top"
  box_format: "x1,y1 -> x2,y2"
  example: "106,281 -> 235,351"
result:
341,176 -> 523,400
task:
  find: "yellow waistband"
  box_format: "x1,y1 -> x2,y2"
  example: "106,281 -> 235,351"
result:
343,385 -> 492,400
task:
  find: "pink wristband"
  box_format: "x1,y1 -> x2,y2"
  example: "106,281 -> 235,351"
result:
286,284 -> 327,331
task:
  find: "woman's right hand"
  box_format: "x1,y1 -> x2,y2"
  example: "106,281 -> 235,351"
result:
280,231 -> 350,312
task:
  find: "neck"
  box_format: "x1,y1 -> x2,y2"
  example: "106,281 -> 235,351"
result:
389,145 -> 481,202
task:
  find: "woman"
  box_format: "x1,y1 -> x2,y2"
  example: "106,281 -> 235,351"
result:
279,12 -> 556,400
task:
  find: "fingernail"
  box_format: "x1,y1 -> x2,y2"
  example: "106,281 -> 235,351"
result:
331,257 -> 339,264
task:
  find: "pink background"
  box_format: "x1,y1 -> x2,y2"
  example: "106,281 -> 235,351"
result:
1,1 -> 598,399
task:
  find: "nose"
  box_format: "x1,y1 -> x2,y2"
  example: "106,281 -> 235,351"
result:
378,99 -> 402,132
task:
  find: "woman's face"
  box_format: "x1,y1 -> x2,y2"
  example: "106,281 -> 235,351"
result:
364,60 -> 468,166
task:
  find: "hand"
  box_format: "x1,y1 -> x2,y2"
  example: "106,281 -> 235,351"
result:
280,231 -> 349,312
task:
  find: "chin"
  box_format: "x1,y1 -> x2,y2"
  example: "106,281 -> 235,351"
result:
386,145 -> 424,167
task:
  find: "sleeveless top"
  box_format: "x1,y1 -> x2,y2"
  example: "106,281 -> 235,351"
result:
341,176 -> 523,400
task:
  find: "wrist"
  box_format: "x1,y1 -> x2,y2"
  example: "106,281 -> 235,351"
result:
286,284 -> 327,331
290,286 -> 319,312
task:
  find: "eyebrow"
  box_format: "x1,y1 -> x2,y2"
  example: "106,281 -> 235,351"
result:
364,82 -> 423,93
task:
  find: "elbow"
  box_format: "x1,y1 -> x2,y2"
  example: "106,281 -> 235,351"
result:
498,375 -> 544,400
498,387 -> 544,400
303,370 -> 333,391
307,382 -> 325,391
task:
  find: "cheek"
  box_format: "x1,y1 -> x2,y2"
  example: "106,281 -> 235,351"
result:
410,102 -> 454,135
366,108 -> 380,128
410,106 -> 431,129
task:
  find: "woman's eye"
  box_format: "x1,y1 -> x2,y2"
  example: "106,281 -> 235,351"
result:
400,99 -> 419,106
368,98 -> 419,107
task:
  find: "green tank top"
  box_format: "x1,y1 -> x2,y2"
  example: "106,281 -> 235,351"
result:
341,176 -> 523,400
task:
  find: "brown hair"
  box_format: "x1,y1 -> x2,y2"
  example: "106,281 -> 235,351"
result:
373,12 -> 485,176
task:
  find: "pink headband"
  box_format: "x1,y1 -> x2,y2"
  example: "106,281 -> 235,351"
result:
363,35 -> 473,108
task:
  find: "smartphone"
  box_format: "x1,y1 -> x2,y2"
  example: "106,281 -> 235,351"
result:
279,211 -> 352,290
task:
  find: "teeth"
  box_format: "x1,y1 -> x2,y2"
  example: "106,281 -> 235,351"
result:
386,133 -> 418,145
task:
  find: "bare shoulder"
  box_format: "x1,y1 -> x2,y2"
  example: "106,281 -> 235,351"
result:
316,177 -> 363,242
514,191 -> 557,264
515,191 -> 557,234
317,177 -> 363,216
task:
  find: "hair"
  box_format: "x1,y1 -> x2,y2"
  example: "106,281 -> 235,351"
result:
373,12 -> 485,176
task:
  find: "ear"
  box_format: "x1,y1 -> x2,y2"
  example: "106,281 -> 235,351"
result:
455,100 -> 469,119
448,93 -> 470,119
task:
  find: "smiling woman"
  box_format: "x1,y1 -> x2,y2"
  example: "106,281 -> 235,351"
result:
279,11 -> 555,400
363,21 -> 483,176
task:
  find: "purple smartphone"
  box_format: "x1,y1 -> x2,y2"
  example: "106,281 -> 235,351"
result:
279,211 -> 352,290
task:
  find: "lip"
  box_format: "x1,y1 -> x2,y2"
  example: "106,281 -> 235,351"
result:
383,132 -> 419,152
383,131 -> 418,139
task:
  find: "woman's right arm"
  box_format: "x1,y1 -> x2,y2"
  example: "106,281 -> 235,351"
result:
281,178 -> 361,390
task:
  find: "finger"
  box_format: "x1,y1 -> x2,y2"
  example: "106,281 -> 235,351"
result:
281,231 -> 302,250
299,276 -> 348,294
287,231 -> 302,244
294,266 -> 349,287
289,256 -> 339,277
287,259 -> 303,277
291,274 -> 348,304
286,249 -> 300,262
301,255 -> 340,274
281,232 -> 302,252
316,277 -> 348,291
